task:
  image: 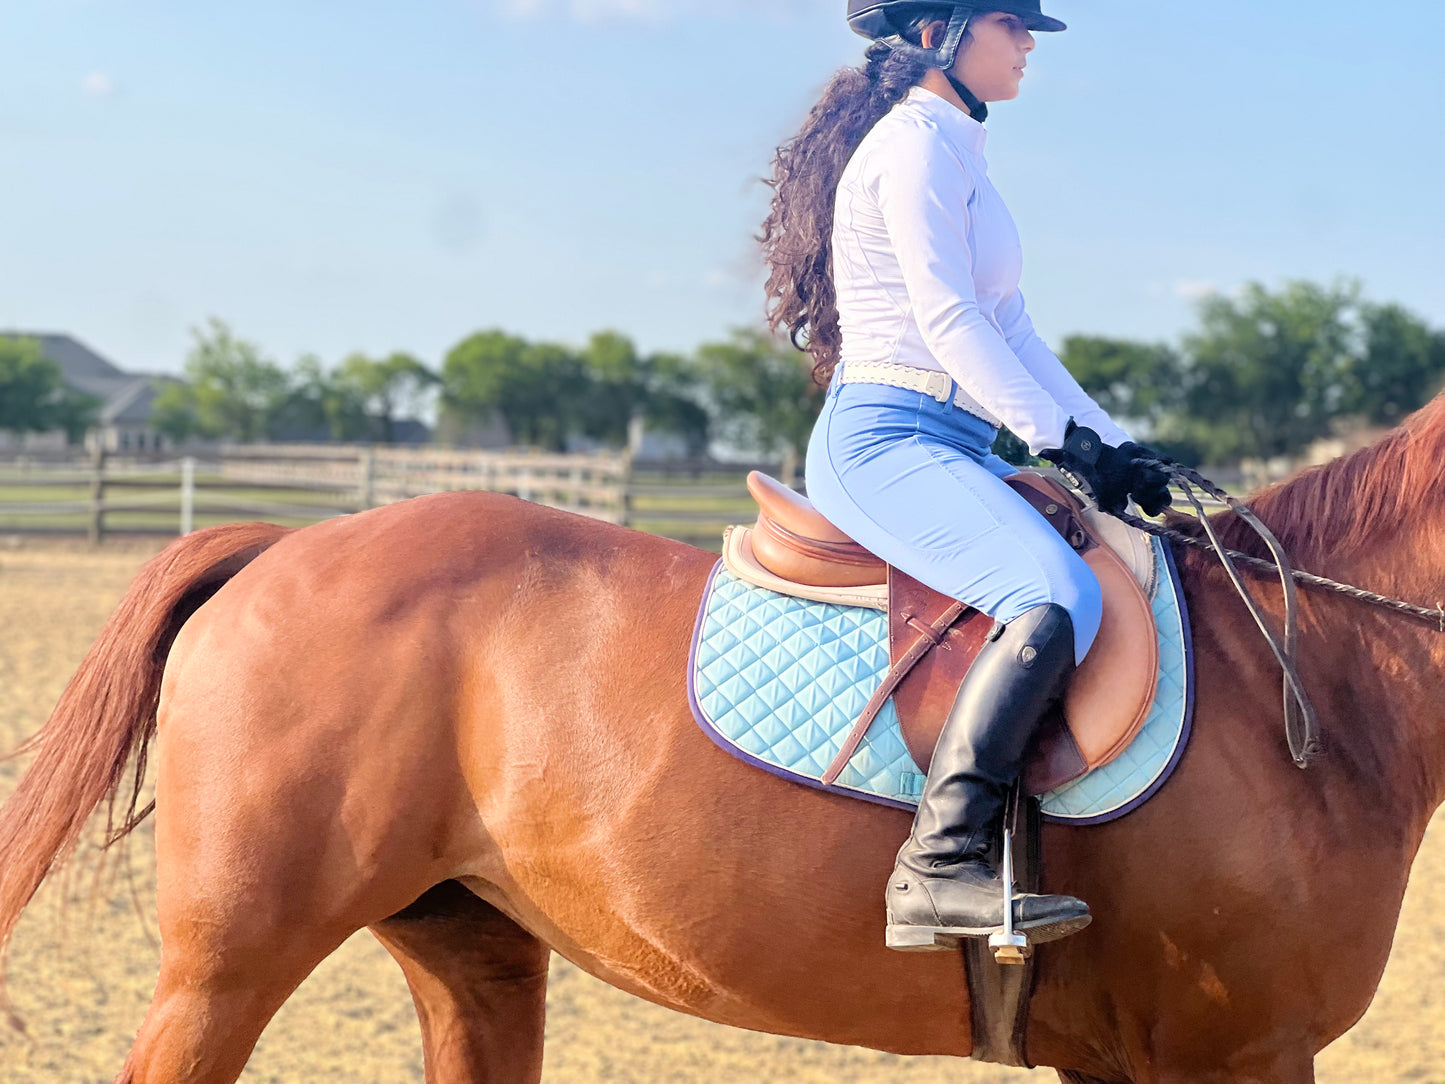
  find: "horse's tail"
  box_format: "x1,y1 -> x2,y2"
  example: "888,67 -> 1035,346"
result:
0,522 -> 290,971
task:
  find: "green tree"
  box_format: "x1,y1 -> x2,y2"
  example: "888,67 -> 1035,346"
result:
1168,281 -> 1360,463
441,330 -> 587,451
0,336 -> 98,440
576,332 -> 710,454
333,352 -> 438,443
693,329 -> 823,462
272,354 -> 359,441
1060,336 -> 1182,431
643,350 -> 711,456
1055,335 -> 1205,462
152,319 -> 292,442
1054,282 -> 1445,466
577,331 -> 646,447
1343,303 -> 1445,428
991,428 -> 1033,468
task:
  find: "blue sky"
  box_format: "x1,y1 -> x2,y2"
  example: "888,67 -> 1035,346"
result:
1,0 -> 1441,376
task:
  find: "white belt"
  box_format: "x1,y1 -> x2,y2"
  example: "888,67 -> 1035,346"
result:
838,360 -> 996,423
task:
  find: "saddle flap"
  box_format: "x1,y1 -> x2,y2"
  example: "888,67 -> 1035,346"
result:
890,485 -> 1160,794
889,568 -> 997,771
1057,535 -> 1159,773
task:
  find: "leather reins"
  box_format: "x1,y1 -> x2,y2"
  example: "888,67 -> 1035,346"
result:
1109,456 -> 1445,769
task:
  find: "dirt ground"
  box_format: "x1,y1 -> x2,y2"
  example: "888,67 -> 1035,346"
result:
0,539 -> 1440,1082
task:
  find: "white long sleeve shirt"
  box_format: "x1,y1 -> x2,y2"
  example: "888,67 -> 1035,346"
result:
832,85 -> 1129,455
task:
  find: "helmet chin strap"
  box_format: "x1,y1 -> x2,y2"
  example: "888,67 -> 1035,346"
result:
876,6 -> 990,122
945,73 -> 988,122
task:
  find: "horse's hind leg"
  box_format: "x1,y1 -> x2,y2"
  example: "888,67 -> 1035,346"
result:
115,918 -> 352,1083
371,881 -> 550,1084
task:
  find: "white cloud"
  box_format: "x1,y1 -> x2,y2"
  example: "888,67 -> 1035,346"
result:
80,71 -> 116,97
1173,279 -> 1218,302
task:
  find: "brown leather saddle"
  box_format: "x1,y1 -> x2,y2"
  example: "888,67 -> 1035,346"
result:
726,471 -> 1159,795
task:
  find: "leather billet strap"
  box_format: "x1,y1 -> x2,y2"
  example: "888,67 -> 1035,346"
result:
961,794 -> 1041,1067
819,601 -> 967,786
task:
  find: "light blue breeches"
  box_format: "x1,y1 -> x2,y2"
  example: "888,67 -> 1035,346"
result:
804,378 -> 1103,667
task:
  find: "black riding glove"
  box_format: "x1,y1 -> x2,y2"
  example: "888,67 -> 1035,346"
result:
1117,442 -> 1173,517
1039,422 -> 1135,515
1040,421 -> 1174,518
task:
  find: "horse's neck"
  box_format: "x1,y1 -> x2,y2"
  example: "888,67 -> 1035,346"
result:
1181,545 -> 1443,843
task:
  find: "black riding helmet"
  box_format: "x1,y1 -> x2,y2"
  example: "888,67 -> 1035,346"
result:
846,1 -> 1066,121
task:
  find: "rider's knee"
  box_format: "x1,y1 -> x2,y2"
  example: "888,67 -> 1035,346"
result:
998,558 -> 1101,667
1057,570 -> 1103,666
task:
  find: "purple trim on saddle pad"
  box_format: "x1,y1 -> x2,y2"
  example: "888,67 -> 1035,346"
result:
1040,540 -> 1196,826
685,561 -> 918,813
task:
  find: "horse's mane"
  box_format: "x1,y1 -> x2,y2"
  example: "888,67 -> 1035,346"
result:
1177,393 -> 1445,569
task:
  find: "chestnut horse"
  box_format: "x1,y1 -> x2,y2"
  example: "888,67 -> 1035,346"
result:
4,398 -> 1445,1084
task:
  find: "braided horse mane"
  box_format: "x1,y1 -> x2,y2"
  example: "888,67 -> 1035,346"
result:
1173,393 -> 1445,570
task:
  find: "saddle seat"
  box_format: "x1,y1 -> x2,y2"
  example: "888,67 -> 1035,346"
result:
723,471 -> 1160,794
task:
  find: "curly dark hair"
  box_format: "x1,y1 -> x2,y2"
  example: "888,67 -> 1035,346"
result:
760,9 -> 950,385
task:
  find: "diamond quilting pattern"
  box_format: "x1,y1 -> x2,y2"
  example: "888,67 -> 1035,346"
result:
693,574 -> 914,798
688,535 -> 1191,822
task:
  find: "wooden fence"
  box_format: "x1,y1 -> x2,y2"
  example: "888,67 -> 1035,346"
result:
216,443 -> 634,523
0,444 -> 785,549
0,443 -> 1209,549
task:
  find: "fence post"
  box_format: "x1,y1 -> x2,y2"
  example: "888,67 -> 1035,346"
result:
780,447 -> 800,491
358,447 -> 376,511
516,458 -> 532,503
88,442 -> 106,545
180,456 -> 196,535
619,450 -> 634,529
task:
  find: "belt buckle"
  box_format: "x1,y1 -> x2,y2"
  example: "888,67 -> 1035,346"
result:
925,372 -> 952,404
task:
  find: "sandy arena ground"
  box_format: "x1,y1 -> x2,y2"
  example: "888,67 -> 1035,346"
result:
0,540 -> 1441,1082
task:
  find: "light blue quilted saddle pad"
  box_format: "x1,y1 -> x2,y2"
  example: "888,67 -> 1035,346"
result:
686,536 -> 1194,825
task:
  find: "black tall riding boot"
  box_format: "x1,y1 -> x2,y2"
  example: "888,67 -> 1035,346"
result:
885,603 -> 1092,952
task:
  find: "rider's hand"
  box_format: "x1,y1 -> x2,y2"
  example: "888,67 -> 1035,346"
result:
1118,442 -> 1173,517
1038,422 -> 1135,515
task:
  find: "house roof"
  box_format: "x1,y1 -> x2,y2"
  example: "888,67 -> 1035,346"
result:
101,379 -> 157,424
1,332 -> 168,426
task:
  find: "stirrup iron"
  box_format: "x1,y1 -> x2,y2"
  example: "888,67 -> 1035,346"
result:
988,784 -> 1030,966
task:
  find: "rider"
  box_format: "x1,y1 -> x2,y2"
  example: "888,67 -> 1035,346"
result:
760,2 -> 1172,950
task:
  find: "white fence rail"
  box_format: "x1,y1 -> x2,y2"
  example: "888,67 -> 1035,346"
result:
0,445 -> 634,542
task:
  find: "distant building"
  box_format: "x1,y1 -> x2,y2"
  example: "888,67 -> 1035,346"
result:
386,418 -> 436,445
0,332 -> 175,452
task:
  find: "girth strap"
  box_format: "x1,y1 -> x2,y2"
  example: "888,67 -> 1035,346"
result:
819,600 -> 967,786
